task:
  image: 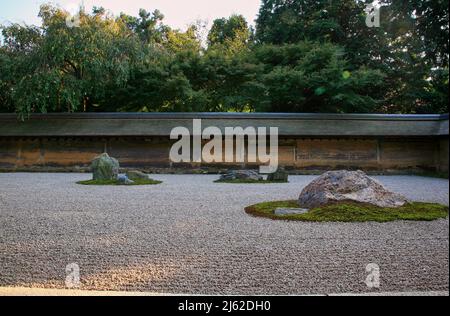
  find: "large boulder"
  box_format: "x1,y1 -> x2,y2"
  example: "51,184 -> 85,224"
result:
267,167 -> 289,182
219,170 -> 263,182
298,170 -> 408,208
91,153 -> 119,181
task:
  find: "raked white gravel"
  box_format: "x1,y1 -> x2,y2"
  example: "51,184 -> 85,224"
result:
0,173 -> 448,295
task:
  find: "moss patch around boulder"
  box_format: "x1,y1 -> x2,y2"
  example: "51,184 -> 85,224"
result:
77,178 -> 162,186
245,200 -> 448,222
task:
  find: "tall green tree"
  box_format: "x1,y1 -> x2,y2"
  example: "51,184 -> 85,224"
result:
207,14 -> 251,54
377,0 -> 449,113
1,5 -> 142,118
255,0 -> 449,113
249,42 -> 385,112
119,9 -> 168,44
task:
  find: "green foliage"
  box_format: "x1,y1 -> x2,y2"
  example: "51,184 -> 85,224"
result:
1,5 -> 142,118
0,1 -> 448,116
0,47 -> 14,112
374,0 -> 449,113
208,15 -> 251,54
245,200 -> 449,222
119,9 -> 167,44
249,42 -> 385,112
255,0 -> 449,113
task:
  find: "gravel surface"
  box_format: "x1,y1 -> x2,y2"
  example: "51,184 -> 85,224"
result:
0,173 -> 448,295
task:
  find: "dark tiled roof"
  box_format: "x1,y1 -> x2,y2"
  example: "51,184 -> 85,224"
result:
0,113 -> 448,137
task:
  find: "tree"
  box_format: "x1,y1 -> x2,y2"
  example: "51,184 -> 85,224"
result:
0,47 -> 15,112
376,0 -> 449,113
166,25 -> 202,54
1,4 -> 142,118
207,15 -> 251,54
255,0 -> 449,113
119,9 -> 168,44
255,0 -> 389,67
382,0 -> 449,68
249,42 -> 385,113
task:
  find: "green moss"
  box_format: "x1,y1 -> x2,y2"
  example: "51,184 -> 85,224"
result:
77,178 -> 162,186
245,200 -> 449,223
214,179 -> 289,184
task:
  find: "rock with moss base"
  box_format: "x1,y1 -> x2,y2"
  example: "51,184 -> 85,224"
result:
298,170 -> 408,208
91,153 -> 119,181
267,167 -> 289,182
126,170 -> 149,181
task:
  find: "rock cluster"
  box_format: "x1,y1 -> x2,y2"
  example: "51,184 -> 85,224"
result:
218,170 -> 263,182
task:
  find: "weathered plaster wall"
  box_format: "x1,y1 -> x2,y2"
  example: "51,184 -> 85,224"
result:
439,138 -> 449,173
0,136 -> 444,174
1,113 -> 447,174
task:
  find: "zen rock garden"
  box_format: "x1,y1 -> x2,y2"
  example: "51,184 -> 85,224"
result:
79,156 -> 448,223
79,154 -> 448,223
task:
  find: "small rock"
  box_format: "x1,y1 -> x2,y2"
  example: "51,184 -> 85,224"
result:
118,175 -> 134,185
91,153 -> 119,181
267,167 -> 289,182
274,208 -> 309,216
126,170 -> 149,181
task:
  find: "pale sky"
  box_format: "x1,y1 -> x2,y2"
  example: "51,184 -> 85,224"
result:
0,0 -> 261,30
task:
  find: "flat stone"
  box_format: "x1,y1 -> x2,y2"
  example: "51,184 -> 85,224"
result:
118,175 -> 134,185
274,208 -> 309,216
126,170 -> 149,181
